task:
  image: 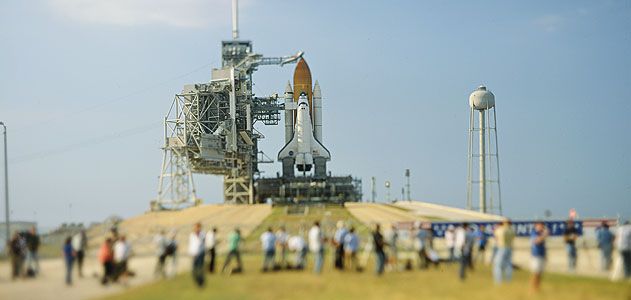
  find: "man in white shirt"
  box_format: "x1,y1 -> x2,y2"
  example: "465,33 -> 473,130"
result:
205,227 -> 217,273
617,221 -> 631,279
445,225 -> 456,262
188,223 -> 206,287
275,226 -> 289,268
260,227 -> 277,272
71,230 -> 88,277
113,235 -> 131,283
309,221 -> 325,274
288,235 -> 307,269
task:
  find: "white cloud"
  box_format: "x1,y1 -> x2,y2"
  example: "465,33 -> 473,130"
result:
532,14 -> 564,32
49,0 -> 247,28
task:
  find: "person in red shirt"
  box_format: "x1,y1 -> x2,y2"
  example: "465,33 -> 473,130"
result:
98,238 -> 114,285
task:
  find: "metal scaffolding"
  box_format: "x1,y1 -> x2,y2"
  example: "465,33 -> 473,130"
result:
153,38 -> 302,209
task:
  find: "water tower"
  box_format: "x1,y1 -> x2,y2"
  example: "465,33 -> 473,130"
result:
466,85 -> 502,214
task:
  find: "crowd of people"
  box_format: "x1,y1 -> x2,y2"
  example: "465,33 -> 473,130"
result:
179,218 -> 630,292
93,228 -> 134,286
4,217 -> 630,292
7,226 -> 40,279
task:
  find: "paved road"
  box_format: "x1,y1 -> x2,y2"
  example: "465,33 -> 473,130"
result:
0,255 -> 191,300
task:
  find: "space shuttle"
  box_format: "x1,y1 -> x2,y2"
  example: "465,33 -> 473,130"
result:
278,59 -> 330,178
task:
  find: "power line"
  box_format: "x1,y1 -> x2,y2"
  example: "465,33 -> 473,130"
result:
11,121 -> 162,164
14,62 -> 213,133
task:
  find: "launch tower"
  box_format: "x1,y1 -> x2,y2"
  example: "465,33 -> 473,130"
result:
152,0 -> 302,209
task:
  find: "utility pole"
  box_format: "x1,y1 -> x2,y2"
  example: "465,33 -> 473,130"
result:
0,122 -> 9,243
370,176 -> 376,203
405,169 -> 411,201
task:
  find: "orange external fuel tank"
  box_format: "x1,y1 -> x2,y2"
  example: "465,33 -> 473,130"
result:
292,58 -> 313,123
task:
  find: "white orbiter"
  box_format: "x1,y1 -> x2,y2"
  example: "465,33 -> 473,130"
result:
278,92 -> 330,173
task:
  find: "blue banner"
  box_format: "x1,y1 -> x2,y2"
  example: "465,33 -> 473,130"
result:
428,221 -> 582,238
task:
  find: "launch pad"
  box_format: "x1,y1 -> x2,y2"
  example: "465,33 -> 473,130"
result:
254,175 -> 362,204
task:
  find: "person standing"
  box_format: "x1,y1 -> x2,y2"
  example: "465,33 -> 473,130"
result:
308,221 -> 325,274
416,223 -> 431,269
9,232 -> 26,280
188,223 -> 206,287
275,226 -> 289,268
333,221 -> 348,270
456,223 -> 475,280
563,220 -> 579,272
445,225 -> 456,262
260,227 -> 277,272
63,237 -> 75,286
530,221 -> 548,292
98,238 -> 114,285
344,227 -> 360,271
113,235 -> 132,284
385,224 -> 398,270
373,223 -> 387,276
154,230 -> 168,278
596,221 -> 615,271
474,225 -> 489,264
288,234 -> 307,270
205,227 -> 218,273
165,231 -> 178,277
25,226 -> 40,276
616,221 -> 631,279
72,229 -> 88,278
222,228 -> 243,273
493,219 -> 515,283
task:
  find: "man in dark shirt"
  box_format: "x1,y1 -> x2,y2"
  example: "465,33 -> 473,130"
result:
373,223 -> 387,275
563,220 -> 579,272
25,226 -> 41,276
9,232 -> 26,279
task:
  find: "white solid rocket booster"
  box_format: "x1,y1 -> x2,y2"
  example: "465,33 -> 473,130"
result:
313,81 -> 323,142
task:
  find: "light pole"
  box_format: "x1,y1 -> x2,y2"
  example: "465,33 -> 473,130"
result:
0,122 -> 8,244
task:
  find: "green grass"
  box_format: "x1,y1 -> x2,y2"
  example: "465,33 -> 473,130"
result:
100,253 -> 630,300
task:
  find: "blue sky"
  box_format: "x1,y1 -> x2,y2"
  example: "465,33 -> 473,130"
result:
0,0 -> 629,229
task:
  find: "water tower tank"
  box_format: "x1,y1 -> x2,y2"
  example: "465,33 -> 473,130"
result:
469,85 -> 495,110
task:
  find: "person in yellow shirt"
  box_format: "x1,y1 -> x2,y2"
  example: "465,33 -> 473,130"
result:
493,219 -> 515,283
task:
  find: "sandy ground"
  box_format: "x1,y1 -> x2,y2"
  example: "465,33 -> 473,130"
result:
393,201 -> 504,221
0,255 -> 192,300
345,203 -> 421,224
87,204 -> 272,256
